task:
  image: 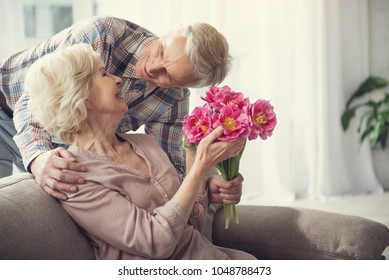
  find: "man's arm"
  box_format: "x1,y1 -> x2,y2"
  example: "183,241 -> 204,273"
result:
207,173 -> 243,205
13,93 -> 54,170
13,93 -> 86,200
7,17 -> 113,199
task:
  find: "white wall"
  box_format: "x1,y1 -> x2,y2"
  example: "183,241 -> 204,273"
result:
369,0 -> 389,78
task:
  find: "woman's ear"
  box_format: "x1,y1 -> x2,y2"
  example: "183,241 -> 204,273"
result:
85,99 -> 93,110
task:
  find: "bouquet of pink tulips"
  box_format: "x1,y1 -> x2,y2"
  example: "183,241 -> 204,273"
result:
183,85 -> 277,229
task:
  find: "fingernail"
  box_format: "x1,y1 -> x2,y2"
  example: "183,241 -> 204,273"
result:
78,178 -> 85,184
70,186 -> 77,192
80,166 -> 87,172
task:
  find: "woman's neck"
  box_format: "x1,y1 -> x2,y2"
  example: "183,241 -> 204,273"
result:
72,116 -> 149,175
72,120 -> 122,156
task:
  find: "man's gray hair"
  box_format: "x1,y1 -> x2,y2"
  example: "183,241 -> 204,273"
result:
176,23 -> 232,88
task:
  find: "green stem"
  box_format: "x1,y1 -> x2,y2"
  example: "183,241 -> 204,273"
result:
224,205 -> 231,229
223,204 -> 239,229
216,142 -> 245,229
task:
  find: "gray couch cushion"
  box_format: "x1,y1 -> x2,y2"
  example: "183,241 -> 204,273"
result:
212,205 -> 389,259
0,173 -> 95,260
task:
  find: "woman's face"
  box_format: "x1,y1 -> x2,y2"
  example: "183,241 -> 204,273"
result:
88,68 -> 127,115
135,35 -> 197,88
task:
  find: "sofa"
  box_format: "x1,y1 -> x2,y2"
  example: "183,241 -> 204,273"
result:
1,172 -> 388,260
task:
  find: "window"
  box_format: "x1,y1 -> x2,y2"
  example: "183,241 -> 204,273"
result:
0,0 -> 95,59
23,0 -> 73,38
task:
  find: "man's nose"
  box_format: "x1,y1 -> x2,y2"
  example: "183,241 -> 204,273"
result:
147,59 -> 164,75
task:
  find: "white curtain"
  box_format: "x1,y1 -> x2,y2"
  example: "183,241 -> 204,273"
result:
2,0 -> 383,202
249,0 -> 383,202
223,0 -> 383,202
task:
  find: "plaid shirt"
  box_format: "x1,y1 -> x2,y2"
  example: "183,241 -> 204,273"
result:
0,16 -> 189,178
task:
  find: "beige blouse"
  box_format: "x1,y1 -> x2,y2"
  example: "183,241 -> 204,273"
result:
61,133 -> 255,260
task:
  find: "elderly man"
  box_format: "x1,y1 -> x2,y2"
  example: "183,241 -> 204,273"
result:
0,16 -> 242,203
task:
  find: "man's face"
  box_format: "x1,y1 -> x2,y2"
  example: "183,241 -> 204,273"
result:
135,34 -> 197,88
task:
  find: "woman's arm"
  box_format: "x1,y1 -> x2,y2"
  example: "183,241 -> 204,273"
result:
61,181 -> 189,259
61,128 -> 244,259
170,127 -> 245,218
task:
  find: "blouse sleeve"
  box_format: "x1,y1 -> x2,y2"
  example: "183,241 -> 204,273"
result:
61,181 -> 189,259
188,189 -> 209,232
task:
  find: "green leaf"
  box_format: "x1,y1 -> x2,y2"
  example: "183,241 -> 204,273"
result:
341,107 -> 357,131
183,136 -> 197,151
341,76 -> 389,149
377,129 -> 389,149
377,111 -> 389,120
383,93 -> 389,104
342,100 -> 380,131
372,119 -> 389,148
360,126 -> 374,146
369,123 -> 381,148
345,76 -> 388,108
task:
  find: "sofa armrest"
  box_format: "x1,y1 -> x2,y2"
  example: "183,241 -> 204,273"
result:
212,204 -> 389,259
0,173 -> 95,260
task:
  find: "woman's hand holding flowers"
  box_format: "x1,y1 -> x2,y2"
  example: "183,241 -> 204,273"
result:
194,127 -> 246,171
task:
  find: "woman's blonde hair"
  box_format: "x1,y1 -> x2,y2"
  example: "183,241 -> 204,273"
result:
175,23 -> 232,88
26,44 -> 103,144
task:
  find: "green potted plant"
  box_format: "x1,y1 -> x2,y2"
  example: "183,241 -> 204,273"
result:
341,76 -> 389,149
341,76 -> 389,191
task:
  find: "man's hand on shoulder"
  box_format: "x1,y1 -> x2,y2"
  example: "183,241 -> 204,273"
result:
30,147 -> 87,201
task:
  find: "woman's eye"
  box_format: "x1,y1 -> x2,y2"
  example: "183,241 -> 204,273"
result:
160,46 -> 164,57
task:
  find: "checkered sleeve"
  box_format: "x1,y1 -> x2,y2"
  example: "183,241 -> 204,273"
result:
13,93 -> 53,170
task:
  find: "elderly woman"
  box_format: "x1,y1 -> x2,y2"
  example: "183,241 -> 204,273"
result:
25,44 -> 255,260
